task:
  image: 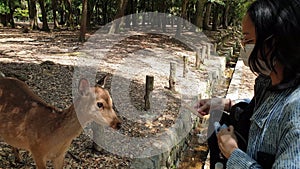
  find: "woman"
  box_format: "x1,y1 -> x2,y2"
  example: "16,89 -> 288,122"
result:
197,0 -> 300,168
218,0 -> 300,168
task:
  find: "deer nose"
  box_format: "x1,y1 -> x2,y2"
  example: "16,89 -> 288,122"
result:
111,118 -> 122,130
116,121 -> 122,130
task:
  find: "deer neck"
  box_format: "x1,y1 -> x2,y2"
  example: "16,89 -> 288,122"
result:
58,104 -> 86,140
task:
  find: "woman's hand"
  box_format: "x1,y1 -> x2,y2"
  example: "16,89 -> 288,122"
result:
194,98 -> 232,116
217,125 -> 239,159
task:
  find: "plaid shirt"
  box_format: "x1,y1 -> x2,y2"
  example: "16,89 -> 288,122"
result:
227,78 -> 300,169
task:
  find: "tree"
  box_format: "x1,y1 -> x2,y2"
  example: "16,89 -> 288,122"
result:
212,3 -> 220,31
0,1 -> 9,26
176,0 -> 189,37
8,0 -> 21,28
203,1 -> 212,30
108,0 -> 128,34
64,0 -> 74,29
28,0 -> 39,30
79,0 -> 87,42
222,0 -> 230,29
195,0 -> 207,30
52,0 -> 59,29
38,0 -> 50,31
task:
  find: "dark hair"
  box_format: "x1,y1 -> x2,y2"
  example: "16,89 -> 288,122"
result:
247,0 -> 300,81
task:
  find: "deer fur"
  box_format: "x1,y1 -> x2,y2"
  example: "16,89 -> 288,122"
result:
0,77 -> 121,169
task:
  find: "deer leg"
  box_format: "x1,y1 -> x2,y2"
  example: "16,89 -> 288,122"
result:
31,151 -> 47,169
52,154 -> 65,169
12,147 -> 21,163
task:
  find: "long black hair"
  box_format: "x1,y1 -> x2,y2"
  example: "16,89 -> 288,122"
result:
247,0 -> 300,81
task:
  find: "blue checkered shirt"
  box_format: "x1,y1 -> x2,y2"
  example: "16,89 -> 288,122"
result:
227,82 -> 300,168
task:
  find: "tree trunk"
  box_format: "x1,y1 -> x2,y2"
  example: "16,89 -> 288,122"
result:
28,0 -> 39,30
101,0 -> 107,25
108,0 -> 128,34
141,0 -> 146,26
64,0 -> 74,29
195,0 -> 207,30
52,0 -> 59,29
203,2 -> 212,30
79,0 -> 87,42
176,0 -> 189,37
222,0 -> 230,29
212,3 -> 219,31
124,0 -> 132,28
59,2 -> 65,25
8,1 -> 15,28
131,0 -> 137,27
38,0 -> 50,31
158,1 -> 167,32
87,0 -> 96,29
95,1 -> 100,25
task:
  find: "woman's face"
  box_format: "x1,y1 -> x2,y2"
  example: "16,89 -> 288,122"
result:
241,13 -> 276,76
242,14 -> 256,45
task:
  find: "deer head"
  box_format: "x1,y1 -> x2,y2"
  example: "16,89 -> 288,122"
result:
75,77 -> 121,129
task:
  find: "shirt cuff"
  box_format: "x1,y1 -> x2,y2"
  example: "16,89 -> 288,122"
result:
226,149 -> 257,168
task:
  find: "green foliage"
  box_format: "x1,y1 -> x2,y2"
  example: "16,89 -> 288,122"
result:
231,0 -> 255,24
208,0 -> 225,6
14,7 -> 29,19
0,1 -> 9,14
11,0 -> 21,8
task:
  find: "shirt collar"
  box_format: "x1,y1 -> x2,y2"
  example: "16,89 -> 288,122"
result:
267,74 -> 300,91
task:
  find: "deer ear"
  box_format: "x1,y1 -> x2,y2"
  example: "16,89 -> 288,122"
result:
78,78 -> 90,95
97,75 -> 108,88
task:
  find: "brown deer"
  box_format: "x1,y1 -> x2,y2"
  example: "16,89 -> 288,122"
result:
0,77 -> 121,169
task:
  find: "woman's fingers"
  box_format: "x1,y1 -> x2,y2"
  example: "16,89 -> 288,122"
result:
217,125 -> 239,159
194,99 -> 210,115
197,103 -> 210,115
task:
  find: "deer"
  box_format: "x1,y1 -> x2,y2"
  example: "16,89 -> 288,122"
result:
0,76 -> 121,169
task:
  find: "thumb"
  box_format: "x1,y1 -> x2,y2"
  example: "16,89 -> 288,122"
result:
228,125 -> 235,133
197,103 -> 209,113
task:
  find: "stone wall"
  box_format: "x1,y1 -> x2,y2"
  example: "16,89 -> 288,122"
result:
130,55 -> 226,169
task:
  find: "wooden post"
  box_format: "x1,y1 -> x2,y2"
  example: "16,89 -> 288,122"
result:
183,55 -> 188,78
169,62 -> 176,91
195,48 -> 201,69
201,45 -> 207,61
207,43 -> 211,58
229,47 -> 233,57
144,75 -> 154,110
213,43 -> 217,54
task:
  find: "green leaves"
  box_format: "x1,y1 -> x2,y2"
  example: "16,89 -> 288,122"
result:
208,0 -> 225,6
0,1 -> 9,14
14,7 -> 29,18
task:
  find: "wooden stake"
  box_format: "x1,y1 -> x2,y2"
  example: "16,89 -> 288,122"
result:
183,55 -> 188,78
201,45 -> 207,61
169,62 -> 176,91
195,48 -> 201,69
213,43 -> 217,54
207,43 -> 211,58
144,75 -> 154,110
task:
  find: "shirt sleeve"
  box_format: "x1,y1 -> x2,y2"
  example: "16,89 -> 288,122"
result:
226,149 -> 263,169
273,100 -> 300,169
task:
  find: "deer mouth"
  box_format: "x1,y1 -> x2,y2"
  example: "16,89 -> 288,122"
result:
110,118 -> 122,130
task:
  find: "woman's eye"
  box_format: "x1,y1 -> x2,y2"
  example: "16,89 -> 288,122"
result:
97,102 -> 104,108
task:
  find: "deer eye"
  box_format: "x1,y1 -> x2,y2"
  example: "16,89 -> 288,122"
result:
97,102 -> 104,108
